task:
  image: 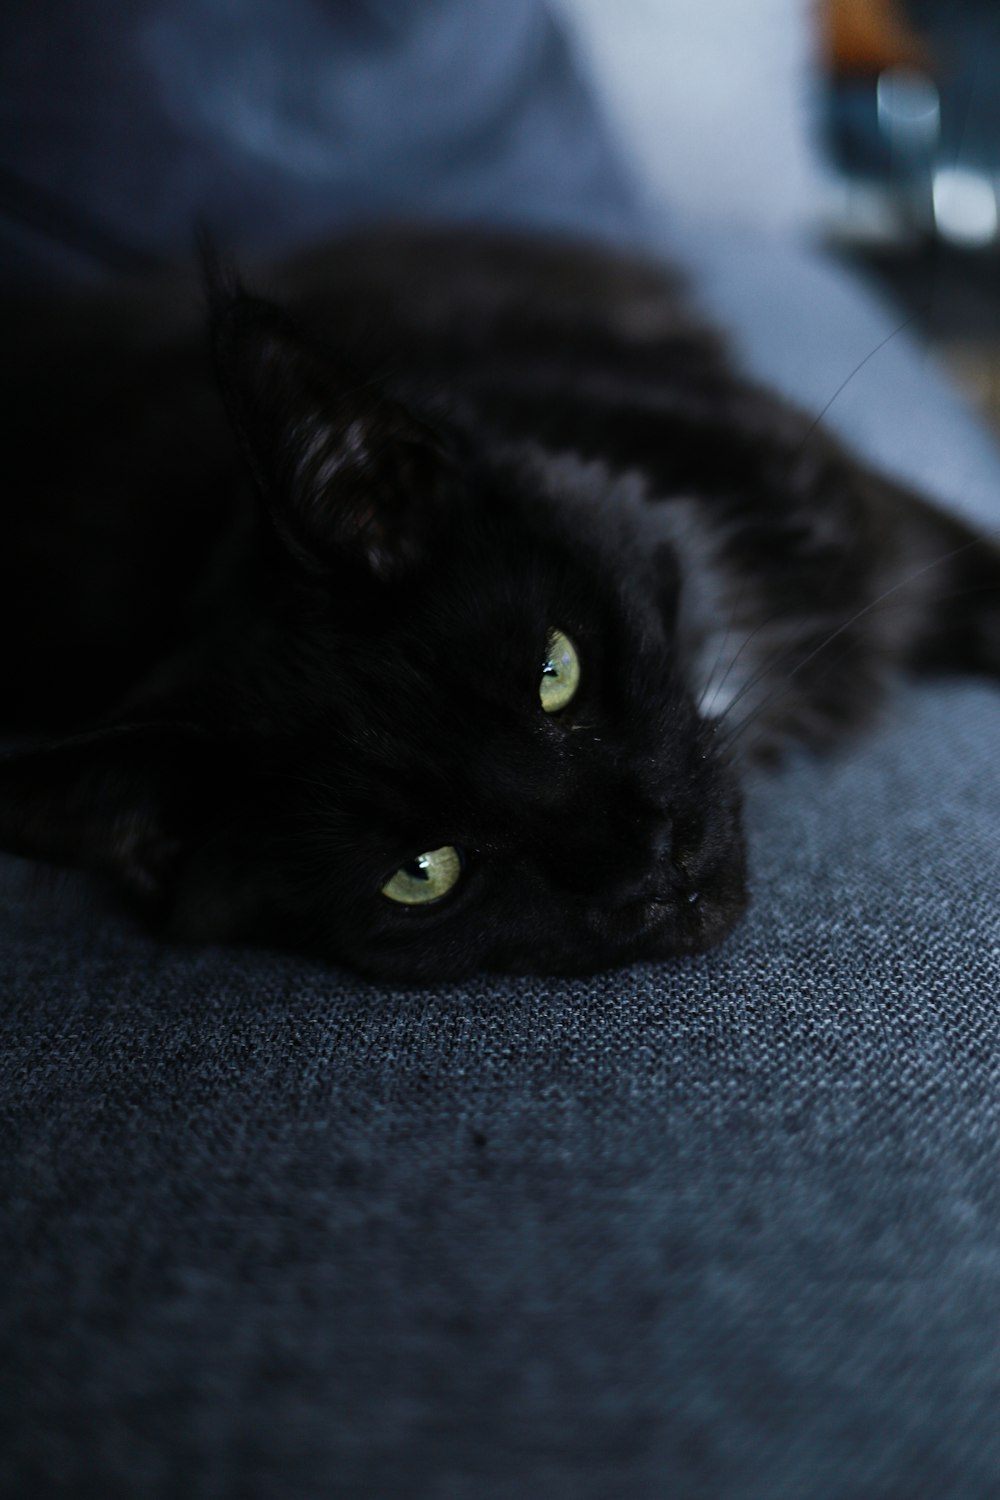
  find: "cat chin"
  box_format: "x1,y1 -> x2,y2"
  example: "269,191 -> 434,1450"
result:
479,909 -> 747,978
491,882 -> 749,978
193,864 -> 751,982
324,837 -> 751,982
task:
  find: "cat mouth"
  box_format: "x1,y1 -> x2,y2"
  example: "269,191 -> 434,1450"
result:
482,873 -> 746,978
612,863 -> 748,960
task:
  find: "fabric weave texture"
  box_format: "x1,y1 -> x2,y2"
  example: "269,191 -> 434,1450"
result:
4,685 -> 1000,1499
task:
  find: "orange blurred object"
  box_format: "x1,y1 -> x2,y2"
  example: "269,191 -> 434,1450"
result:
819,0 -> 931,76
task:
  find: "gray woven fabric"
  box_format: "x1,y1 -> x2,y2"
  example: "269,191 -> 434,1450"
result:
4,683 -> 1000,1500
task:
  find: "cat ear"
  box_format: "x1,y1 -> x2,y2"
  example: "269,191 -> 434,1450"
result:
0,723 -> 221,904
210,286 -> 453,579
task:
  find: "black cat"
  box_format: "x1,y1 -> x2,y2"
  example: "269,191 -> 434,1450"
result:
2,227 -> 997,978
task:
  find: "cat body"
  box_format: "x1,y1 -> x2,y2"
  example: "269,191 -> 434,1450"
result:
2,227 -> 997,978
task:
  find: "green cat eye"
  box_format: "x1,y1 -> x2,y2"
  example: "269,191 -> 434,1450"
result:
540,628 -> 580,713
381,845 -> 463,906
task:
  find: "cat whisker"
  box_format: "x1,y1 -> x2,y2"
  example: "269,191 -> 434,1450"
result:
792,314 -> 919,459
696,573 -> 754,716
717,526 -> 1000,756
697,600 -> 797,722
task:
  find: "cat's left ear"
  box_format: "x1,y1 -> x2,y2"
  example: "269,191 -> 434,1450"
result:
0,723 -> 224,904
210,286 -> 454,580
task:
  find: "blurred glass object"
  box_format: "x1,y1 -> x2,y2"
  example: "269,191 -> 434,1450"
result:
932,167 -> 998,248
876,67 -> 939,150
819,0 -> 1000,249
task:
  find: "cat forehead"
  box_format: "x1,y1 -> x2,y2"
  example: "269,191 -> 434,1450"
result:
293,619 -> 685,818
303,545 -> 595,681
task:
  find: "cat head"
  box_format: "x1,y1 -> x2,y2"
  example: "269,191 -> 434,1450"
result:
0,286 -> 747,979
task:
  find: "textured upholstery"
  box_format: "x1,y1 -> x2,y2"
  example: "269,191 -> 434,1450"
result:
6,680 -> 1000,1499
4,4 -> 1000,1498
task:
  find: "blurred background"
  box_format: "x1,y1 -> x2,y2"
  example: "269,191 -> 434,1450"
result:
2,0 -> 1000,421
556,0 -> 1000,427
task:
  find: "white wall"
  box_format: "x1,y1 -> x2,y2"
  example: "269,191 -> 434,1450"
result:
552,0 -> 833,235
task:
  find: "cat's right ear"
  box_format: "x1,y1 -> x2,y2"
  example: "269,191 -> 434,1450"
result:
206,270 -> 454,581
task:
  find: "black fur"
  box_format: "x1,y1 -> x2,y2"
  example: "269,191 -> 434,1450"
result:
2,227 -> 997,978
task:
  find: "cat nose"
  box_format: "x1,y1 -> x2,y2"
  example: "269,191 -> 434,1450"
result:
601,811 -> 676,905
619,800 -> 672,867
620,827 -> 676,903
